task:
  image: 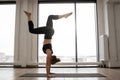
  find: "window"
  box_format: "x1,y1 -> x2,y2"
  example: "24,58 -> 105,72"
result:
0,4 -> 16,63
38,2 -> 98,64
38,3 -> 75,63
76,3 -> 97,62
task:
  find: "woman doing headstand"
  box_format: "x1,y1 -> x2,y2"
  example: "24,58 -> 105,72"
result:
24,11 -> 72,77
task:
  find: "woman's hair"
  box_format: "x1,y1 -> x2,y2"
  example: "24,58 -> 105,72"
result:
51,55 -> 60,65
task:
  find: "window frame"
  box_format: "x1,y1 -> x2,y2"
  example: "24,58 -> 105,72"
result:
38,0 -> 96,3
38,1 -> 99,67
0,1 -> 16,4
0,1 -> 16,66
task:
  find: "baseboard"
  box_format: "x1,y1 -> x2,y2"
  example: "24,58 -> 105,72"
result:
14,65 -> 38,68
107,61 -> 120,68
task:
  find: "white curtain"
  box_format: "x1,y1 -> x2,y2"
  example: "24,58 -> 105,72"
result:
14,0 -> 38,67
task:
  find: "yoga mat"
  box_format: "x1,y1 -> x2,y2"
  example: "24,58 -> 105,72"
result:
20,73 -> 106,77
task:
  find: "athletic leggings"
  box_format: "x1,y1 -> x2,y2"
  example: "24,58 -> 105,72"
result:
28,15 -> 59,39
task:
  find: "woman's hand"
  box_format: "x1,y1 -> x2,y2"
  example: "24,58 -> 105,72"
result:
47,74 -> 55,78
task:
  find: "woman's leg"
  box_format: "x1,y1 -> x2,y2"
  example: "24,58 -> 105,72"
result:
46,15 -> 58,28
24,11 -> 32,21
58,12 -> 73,19
28,21 -> 47,34
24,11 -> 47,34
46,12 -> 72,28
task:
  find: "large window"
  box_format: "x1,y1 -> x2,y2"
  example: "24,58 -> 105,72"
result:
0,4 -> 16,63
38,2 -> 97,64
76,3 -> 97,62
38,3 -> 75,63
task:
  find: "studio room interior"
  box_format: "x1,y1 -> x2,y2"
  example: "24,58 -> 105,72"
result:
0,0 -> 120,80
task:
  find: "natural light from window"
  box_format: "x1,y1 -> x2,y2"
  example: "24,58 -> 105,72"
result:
0,5 -> 16,63
38,3 -> 97,63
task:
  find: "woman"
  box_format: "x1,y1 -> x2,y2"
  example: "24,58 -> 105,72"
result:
24,11 -> 72,77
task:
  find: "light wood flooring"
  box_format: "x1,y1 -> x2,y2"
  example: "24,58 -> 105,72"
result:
0,67 -> 120,80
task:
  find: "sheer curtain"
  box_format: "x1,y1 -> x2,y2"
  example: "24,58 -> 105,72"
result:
14,0 -> 38,67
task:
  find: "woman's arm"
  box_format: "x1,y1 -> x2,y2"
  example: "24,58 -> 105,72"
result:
46,49 -> 52,77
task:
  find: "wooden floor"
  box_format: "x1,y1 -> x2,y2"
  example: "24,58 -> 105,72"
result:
0,67 -> 120,80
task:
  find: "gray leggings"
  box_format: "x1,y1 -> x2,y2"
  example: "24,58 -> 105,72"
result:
28,15 -> 59,39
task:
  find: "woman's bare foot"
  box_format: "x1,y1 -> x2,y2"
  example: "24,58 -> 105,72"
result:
24,10 -> 32,20
64,12 -> 72,18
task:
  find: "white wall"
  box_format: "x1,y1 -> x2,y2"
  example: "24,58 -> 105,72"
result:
108,0 -> 120,67
98,0 -> 120,67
